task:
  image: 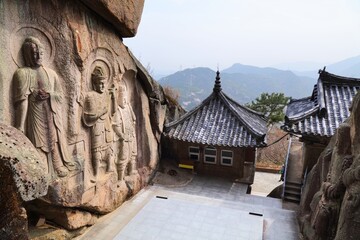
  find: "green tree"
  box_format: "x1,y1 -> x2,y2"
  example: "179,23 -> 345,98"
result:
246,92 -> 291,124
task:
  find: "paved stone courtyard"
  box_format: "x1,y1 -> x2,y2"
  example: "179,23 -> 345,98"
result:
78,174 -> 300,240
115,195 -> 263,240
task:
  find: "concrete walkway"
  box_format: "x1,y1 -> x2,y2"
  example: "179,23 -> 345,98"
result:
78,176 -> 300,240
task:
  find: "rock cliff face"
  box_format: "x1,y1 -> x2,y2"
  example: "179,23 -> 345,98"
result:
0,0 -> 166,238
299,92 -> 360,240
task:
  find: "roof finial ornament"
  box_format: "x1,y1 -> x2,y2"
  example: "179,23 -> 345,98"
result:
319,66 -> 326,74
213,68 -> 222,93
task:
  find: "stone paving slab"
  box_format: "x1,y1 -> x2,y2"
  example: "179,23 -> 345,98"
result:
154,175 -> 283,210
78,186 -> 299,240
114,196 -> 263,240
78,175 -> 300,240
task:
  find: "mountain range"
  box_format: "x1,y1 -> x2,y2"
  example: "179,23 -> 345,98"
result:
158,55 -> 360,111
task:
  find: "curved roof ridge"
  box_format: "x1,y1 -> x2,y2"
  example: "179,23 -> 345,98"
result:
317,75 -> 327,117
319,69 -> 360,82
164,92 -> 215,130
218,92 -> 267,138
282,69 -> 360,138
221,92 -> 267,118
289,96 -> 312,103
286,106 -> 319,122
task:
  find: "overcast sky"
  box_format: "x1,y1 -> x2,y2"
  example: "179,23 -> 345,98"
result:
124,0 -> 360,75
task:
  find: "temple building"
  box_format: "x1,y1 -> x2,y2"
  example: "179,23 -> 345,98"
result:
282,69 -> 360,199
162,71 -> 267,184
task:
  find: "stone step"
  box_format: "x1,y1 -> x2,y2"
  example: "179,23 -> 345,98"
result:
284,185 -> 301,194
283,194 -> 301,204
285,181 -> 302,190
284,193 -> 301,202
284,189 -> 301,197
284,180 -> 302,204
286,180 -> 302,186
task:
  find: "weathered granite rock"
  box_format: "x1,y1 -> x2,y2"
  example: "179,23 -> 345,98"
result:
29,226 -> 86,240
0,0 -> 165,237
309,123 -> 352,239
0,123 -> 49,239
80,0 -> 145,37
298,138 -> 334,238
299,92 -> 360,240
27,200 -> 97,230
335,92 -> 360,240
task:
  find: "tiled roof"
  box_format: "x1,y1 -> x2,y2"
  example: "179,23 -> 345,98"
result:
282,69 -> 360,138
164,71 -> 267,147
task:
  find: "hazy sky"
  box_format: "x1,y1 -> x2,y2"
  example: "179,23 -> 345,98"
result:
124,0 -> 360,75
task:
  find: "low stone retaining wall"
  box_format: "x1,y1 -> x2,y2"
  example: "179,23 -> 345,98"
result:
255,166 -> 281,174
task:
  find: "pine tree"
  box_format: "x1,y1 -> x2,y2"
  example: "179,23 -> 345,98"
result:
246,92 -> 291,124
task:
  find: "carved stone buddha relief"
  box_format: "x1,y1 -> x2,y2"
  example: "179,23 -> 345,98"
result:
13,36 -> 77,178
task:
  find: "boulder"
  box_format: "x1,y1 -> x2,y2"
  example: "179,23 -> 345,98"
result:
27,200 -> 97,230
0,123 -> 49,239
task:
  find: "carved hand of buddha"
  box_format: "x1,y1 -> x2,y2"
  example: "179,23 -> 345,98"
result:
113,125 -> 125,140
36,89 -> 50,100
108,84 -> 116,99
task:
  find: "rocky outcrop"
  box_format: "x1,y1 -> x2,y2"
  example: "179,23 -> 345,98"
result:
299,92 -> 360,240
0,0 -> 166,237
80,0 -> 145,37
0,123 -> 49,239
27,200 -> 97,230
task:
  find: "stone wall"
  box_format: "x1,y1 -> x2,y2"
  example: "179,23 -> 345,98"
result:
299,92 -> 360,240
0,0 -> 167,238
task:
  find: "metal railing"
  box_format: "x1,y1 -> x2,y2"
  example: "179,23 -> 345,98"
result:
282,136 -> 292,199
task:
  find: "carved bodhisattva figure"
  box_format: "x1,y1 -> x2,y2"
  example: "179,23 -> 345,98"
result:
83,66 -> 115,182
113,84 -> 137,181
336,93 -> 360,240
13,37 -> 75,178
310,123 -> 353,240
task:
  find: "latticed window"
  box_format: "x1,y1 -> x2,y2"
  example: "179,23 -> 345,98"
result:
189,146 -> 200,161
221,150 -> 233,166
204,146 -> 217,164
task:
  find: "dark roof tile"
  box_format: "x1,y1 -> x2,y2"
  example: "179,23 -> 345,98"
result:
164,72 -> 267,147
282,70 -> 360,138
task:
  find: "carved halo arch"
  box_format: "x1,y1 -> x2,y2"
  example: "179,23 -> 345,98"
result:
83,47 -> 117,91
118,69 -> 137,105
10,25 -> 55,67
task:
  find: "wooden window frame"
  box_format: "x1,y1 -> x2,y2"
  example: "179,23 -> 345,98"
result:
221,150 -> 233,166
189,146 -> 200,161
204,146 -> 217,164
